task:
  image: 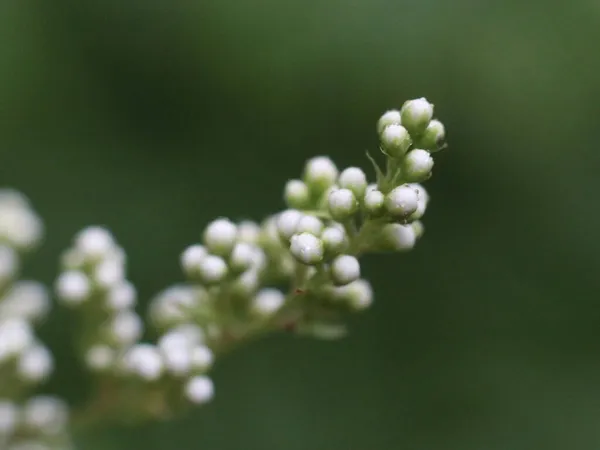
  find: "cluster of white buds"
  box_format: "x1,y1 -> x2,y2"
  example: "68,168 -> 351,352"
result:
55,226 -> 142,373
0,190 -> 72,449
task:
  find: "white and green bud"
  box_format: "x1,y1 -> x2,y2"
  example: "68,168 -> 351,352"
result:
382,223 -> 417,251
412,220 -> 425,239
197,254 -> 228,284
295,215 -> 324,237
252,288 -> 285,316
400,97 -> 434,136
185,375 -> 214,404
376,109 -> 401,135
321,226 -> 348,256
203,218 -> 237,256
327,188 -> 358,221
122,344 -> 164,381
407,183 -> 429,221
17,344 -> 53,383
74,226 -> 115,262
330,255 -> 360,286
108,310 -> 143,346
380,124 -> 412,158
85,344 -> 115,372
338,167 -> 368,200
385,184 -> 419,218
55,270 -> 91,306
403,148 -> 434,182
191,345 -> 214,372
276,209 -> 303,241
364,189 -> 385,215
290,232 -> 324,265
237,220 -> 261,244
330,279 -> 373,310
105,281 -> 137,311
419,119 -> 446,151
303,156 -> 339,194
180,244 -> 207,278
229,242 -> 259,273
22,396 -> 69,436
284,179 -> 311,209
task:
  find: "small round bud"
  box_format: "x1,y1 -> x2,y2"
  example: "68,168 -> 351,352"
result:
17,344 -> 53,382
412,220 -> 425,239
108,310 -> 143,346
229,242 -> 259,273
180,244 -> 207,277
22,396 -> 69,435
419,119 -> 446,151
330,255 -> 360,286
123,344 -> 164,381
284,179 -> 311,209
376,109 -> 401,135
0,319 -> 34,362
338,167 -> 368,199
94,255 -> 125,288
290,232 -> 324,265
364,189 -> 385,215
380,124 -> 412,158
303,156 -> 338,193
407,183 -> 429,221
185,375 -> 214,404
345,279 -> 373,310
198,255 -> 228,284
382,223 -> 416,251
252,288 -> 285,316
403,149 -> 434,182
191,345 -> 214,372
0,281 -> 50,322
385,185 -> 419,218
321,226 -> 348,256
327,188 -> 358,221
74,226 -> 115,261
295,215 -> 324,237
237,221 -> 261,243
55,271 -> 90,306
400,97 -> 434,136
106,281 -> 137,311
276,209 -> 303,241
203,218 -> 237,256
85,345 -> 115,371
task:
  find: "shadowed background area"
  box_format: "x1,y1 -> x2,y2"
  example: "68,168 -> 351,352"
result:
2,0 -> 600,449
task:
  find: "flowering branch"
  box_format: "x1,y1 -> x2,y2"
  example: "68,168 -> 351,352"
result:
0,98 -> 447,448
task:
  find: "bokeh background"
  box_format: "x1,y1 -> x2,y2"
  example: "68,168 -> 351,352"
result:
2,0 -> 600,449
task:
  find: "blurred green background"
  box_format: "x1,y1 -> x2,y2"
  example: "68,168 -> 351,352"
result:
2,0 -> 600,448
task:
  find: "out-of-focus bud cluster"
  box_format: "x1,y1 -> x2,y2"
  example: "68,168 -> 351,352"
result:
0,190 -> 71,449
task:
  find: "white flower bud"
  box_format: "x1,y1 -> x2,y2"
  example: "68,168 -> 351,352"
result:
345,279 -> 373,310
276,209 -> 303,241
338,167 -> 367,199
229,242 -> 259,273
407,183 -> 429,221
94,255 -> 125,288
385,184 -> 419,218
172,324 -> 205,345
0,245 -> 18,286
330,255 -> 360,286
108,310 -> 143,346
376,109 -> 401,135
230,268 -> 261,298
185,375 -> 214,404
0,401 -> 19,436
60,248 -> 85,270
383,223 -> 416,251
85,344 -> 115,371
55,271 -> 91,305
403,149 -> 434,182
364,189 -> 385,215
321,226 -> 347,256
290,232 -> 324,265
123,344 -> 164,381
237,220 -> 261,243
180,244 -> 207,277
149,285 -> 202,328
22,396 -> 68,435
327,188 -> 358,221
0,281 -> 50,322
106,281 -> 136,311
380,124 -> 412,158
284,179 -> 310,209
400,97 -> 434,135
252,288 -> 285,316
203,218 -> 237,256
412,220 -> 425,239
419,119 -> 446,151
74,226 -> 115,261
17,344 -> 53,382
295,215 -> 324,237
0,190 -> 43,251
197,254 -> 228,284
191,345 -> 214,372
303,156 -> 338,193
0,318 -> 34,361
